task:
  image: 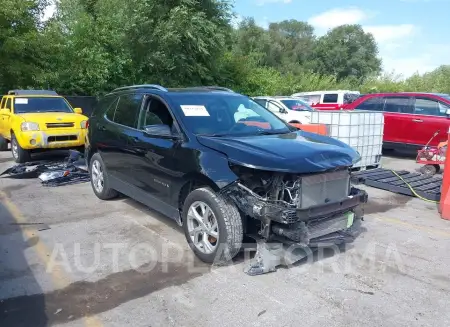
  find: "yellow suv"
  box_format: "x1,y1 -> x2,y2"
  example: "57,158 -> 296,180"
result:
0,90 -> 89,163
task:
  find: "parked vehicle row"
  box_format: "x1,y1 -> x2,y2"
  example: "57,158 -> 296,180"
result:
290,90 -> 450,149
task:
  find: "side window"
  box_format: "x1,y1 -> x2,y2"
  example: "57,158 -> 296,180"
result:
355,97 -> 383,111
139,97 -> 174,129
5,98 -> 12,110
323,93 -> 338,103
414,98 -> 443,116
95,95 -> 117,118
104,97 -> 120,121
113,94 -> 143,128
267,101 -> 283,112
254,99 -> 267,108
0,97 -> 5,109
383,97 -> 413,113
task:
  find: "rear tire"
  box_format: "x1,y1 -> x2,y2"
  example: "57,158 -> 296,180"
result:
11,134 -> 31,163
89,153 -> 119,200
182,187 -> 243,264
0,135 -> 8,151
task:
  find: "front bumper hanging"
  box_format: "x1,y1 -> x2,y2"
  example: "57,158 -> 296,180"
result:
244,188 -> 368,276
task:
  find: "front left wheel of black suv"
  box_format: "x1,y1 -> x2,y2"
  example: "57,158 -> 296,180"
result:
182,187 -> 243,264
89,153 -> 119,200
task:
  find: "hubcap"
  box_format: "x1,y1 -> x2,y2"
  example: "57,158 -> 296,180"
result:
11,139 -> 18,159
187,201 -> 219,254
91,160 -> 104,193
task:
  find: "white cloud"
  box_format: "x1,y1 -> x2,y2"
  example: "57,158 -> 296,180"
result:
307,8 -> 443,77
363,24 -> 416,42
255,0 -> 292,6
382,44 -> 450,76
308,8 -> 368,30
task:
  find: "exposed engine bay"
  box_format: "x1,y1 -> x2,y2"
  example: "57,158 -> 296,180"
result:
222,165 -> 368,275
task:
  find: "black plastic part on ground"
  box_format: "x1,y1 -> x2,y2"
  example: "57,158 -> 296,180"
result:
0,150 -> 90,187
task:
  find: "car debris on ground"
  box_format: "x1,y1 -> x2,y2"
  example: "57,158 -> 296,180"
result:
0,150 -> 89,187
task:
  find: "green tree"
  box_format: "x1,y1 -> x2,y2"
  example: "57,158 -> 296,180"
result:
267,20 -> 316,71
0,0 -> 49,92
312,25 -> 382,81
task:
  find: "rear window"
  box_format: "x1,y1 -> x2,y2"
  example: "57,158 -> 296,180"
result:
323,93 -> 338,103
414,98 -> 445,116
355,97 -> 383,111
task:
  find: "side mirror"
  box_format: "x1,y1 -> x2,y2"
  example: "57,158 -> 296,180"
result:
280,108 -> 287,114
143,124 -> 179,139
73,107 -> 83,114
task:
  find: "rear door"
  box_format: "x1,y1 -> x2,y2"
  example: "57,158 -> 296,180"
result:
97,93 -> 143,182
411,96 -> 450,146
382,96 -> 415,146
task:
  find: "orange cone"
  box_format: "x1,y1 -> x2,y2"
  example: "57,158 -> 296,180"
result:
439,127 -> 450,220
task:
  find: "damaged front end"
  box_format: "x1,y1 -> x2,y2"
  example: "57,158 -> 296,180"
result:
221,165 -> 368,276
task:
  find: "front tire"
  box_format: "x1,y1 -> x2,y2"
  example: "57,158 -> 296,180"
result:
182,187 -> 243,264
89,153 -> 118,200
11,134 -> 31,163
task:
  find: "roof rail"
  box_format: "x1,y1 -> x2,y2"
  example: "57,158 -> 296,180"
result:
112,84 -> 168,92
198,86 -> 235,93
8,90 -> 58,96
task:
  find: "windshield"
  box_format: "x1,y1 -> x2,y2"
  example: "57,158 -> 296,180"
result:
13,97 -> 73,114
280,99 -> 314,111
170,93 -> 292,136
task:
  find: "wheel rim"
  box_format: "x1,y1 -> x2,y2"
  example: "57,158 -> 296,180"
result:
11,139 -> 18,159
91,160 -> 104,193
187,201 -> 219,254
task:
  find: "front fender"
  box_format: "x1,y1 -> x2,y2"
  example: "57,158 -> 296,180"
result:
197,151 -> 238,189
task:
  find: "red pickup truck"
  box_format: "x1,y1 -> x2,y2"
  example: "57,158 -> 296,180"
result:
343,92 -> 450,149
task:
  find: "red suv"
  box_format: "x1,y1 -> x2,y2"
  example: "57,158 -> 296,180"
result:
343,92 -> 450,149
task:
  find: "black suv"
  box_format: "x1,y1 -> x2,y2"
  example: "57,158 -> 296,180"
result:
85,85 -> 367,275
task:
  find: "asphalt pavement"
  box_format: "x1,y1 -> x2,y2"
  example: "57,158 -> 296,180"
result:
0,149 -> 449,327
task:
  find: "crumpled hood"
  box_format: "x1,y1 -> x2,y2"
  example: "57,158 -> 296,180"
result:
197,131 -> 359,173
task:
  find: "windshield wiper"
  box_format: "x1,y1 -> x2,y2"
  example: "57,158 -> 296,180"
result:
198,133 -> 228,137
255,130 -> 290,135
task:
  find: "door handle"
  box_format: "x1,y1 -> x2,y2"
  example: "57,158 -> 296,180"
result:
412,119 -> 423,123
97,124 -> 106,131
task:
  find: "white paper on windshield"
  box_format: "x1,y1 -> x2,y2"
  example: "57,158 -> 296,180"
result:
15,98 -> 28,104
180,105 -> 210,117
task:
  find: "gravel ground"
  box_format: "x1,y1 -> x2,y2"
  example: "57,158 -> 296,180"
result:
0,149 -> 449,327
